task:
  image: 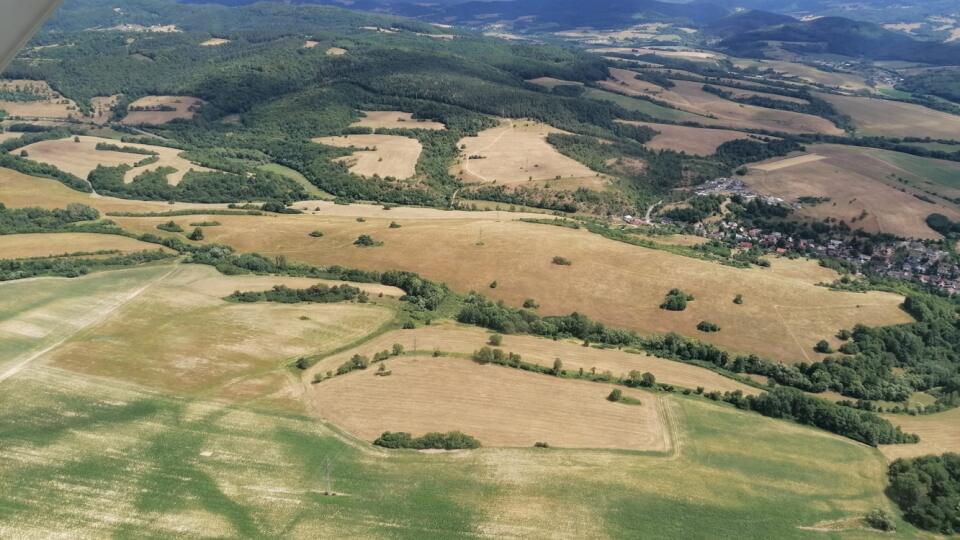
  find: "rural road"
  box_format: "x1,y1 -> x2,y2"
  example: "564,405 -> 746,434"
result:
0,267 -> 175,384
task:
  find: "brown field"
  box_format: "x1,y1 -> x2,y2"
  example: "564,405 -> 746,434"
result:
108,211 -> 912,363
880,408 -> 960,460
200,38 -> 230,46
820,93 -> 960,140
122,95 -> 205,126
0,80 -> 82,120
450,119 -> 604,187
14,135 -> 213,185
313,134 -> 422,180
309,355 -> 672,450
602,69 -> 843,135
42,265 -> 394,399
0,132 -> 21,143
89,95 -> 120,124
325,46 -> 347,56
303,40 -> 319,48
527,77 -> 582,89
745,145 -> 960,239
617,121 -> 755,155
732,59 -> 871,92
305,322 -> 761,395
0,233 -> 174,259
350,110 -> 445,130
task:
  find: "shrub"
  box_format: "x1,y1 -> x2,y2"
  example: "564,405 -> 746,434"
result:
391,343 -> 404,356
814,340 -> 833,354
157,220 -> 183,233
661,289 -> 693,311
865,508 -> 896,532
389,221 -> 401,228
188,227 -> 204,241
336,354 -> 369,375
697,321 -> 721,333
607,388 -> 623,402
489,334 -> 503,346
489,280 -> 498,289
837,329 -> 852,341
552,256 -> 572,266
523,298 -> 539,309
533,441 -> 550,448
309,230 -> 324,237
734,294 -> 744,305
354,234 -> 378,247
373,431 -> 481,450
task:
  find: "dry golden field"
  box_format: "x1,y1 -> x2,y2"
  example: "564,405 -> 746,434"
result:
313,134 -> 422,179
0,233 -> 174,259
617,120 -> 756,155
122,95 -> 205,125
450,119 -> 603,187
820,93 -> 960,139
200,38 -> 230,46
105,211 -> 912,363
527,77 -> 582,89
601,69 -> 843,135
325,46 -> 347,55
732,59 -> 872,92
40,265 -> 394,401
14,135 -> 212,185
0,80 -> 84,120
305,322 -> 760,395
745,145 -> 960,239
881,408 -> 960,460
350,110 -> 445,130
309,355 -> 672,450
589,47 -> 720,61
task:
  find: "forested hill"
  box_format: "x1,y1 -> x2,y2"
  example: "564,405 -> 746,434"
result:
718,16 -> 960,65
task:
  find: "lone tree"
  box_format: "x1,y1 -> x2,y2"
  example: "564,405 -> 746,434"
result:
188,227 -> 204,241
552,358 -> 563,376
488,334 -> 503,346
607,389 -> 623,402
354,234 -> 377,247
734,294 -> 744,305
814,340 -> 833,354
641,372 -> 657,388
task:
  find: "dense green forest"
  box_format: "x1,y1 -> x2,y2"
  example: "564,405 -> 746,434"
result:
888,454 -> 960,534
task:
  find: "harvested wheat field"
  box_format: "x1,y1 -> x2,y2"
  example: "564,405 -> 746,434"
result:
305,322 -> 760,395
745,145 -> 960,239
0,233 -> 173,259
451,119 -> 603,187
820,93 -> 960,140
313,134 -> 422,179
114,212 -> 912,363
616,121 -> 756,155
601,70 -> 841,135
14,135 -> 213,185
732,59 -> 871,92
89,95 -> 120,124
200,38 -> 230,46
0,80 -> 82,120
350,110 -> 445,130
325,46 -> 347,55
310,355 -> 671,450
122,95 -> 205,125
881,408 -> 960,460
39,265 -> 393,399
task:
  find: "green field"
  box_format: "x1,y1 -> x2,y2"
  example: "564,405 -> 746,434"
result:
258,163 -> 333,199
0,360 -> 923,537
584,87 -> 701,122
871,149 -> 960,189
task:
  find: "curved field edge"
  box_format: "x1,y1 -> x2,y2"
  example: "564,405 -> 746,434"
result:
0,365 -> 927,539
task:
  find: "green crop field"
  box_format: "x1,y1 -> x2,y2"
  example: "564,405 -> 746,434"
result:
584,87 -> 701,122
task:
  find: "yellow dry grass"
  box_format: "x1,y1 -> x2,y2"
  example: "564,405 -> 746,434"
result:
0,233 -> 173,259
122,95 -> 205,126
305,322 -> 760,395
200,38 -> 230,47
526,77 -> 582,89
602,70 -> 842,135
451,119 -> 604,187
313,134 -> 422,180
41,265 -> 394,399
745,145 -> 960,239
107,212 -> 912,363
309,355 -> 671,450
732,59 -> 871,92
820,93 -> 960,139
13,135 -> 212,185
89,95 -> 120,125
880,408 -> 960,460
350,110 -> 445,130
617,121 -> 755,155
595,47 -> 721,60
325,46 -> 347,55
0,80 -> 82,120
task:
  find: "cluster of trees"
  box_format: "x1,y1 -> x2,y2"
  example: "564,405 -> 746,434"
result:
0,250 -> 173,281
663,196 -> 723,223
887,453 -> 960,534
373,431 -> 481,450
0,202 -> 99,234
926,213 -> 960,238
661,289 -> 694,311
226,283 -> 368,304
701,84 -> 851,131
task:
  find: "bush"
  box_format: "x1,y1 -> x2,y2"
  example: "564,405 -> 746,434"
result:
309,230 -> 324,237
354,234 -> 378,247
373,431 -> 481,450
734,294 -> 744,305
523,298 -> 539,309
336,354 -> 370,375
389,221 -> 402,228
489,333 -> 503,346
607,388 -> 623,402
697,321 -> 721,333
814,340 -> 833,354
865,508 -> 896,532
661,289 -> 693,311
533,441 -> 550,448
188,227 -> 204,241
552,256 -> 572,266
157,220 -> 183,233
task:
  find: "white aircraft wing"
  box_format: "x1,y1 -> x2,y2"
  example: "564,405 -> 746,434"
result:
0,1 -> 63,72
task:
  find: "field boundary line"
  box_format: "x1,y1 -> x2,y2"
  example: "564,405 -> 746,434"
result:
772,304 -> 811,363
0,266 -> 177,384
